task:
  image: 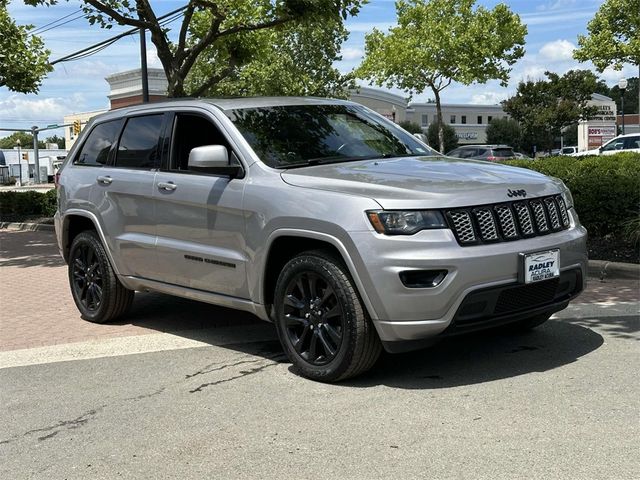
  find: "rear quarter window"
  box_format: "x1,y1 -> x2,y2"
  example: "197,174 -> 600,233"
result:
493,148 -> 514,158
74,119 -> 124,166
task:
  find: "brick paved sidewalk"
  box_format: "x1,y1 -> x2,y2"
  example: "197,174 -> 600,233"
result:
1,229 -> 638,352
0,230 -> 258,352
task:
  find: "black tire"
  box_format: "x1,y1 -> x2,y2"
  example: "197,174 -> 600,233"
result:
273,250 -> 381,382
68,230 -> 134,324
509,313 -> 552,332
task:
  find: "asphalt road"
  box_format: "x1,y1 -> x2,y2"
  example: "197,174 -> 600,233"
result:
1,300 -> 638,479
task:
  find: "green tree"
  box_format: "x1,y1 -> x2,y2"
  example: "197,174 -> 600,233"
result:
355,0 -> 526,153
574,0 -> 639,118
186,13 -> 355,97
44,134 -> 65,149
427,122 -> 457,153
0,132 -> 40,149
574,0 -> 639,71
6,1 -> 362,97
0,1 -> 52,93
486,118 -> 522,151
502,70 -> 599,154
398,120 -> 423,134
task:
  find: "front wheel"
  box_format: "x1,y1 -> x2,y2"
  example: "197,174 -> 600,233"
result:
68,230 -> 134,323
273,251 -> 381,382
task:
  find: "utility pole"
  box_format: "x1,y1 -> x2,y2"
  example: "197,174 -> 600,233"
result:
140,28 -> 149,103
32,126 -> 40,183
1,124 -> 73,184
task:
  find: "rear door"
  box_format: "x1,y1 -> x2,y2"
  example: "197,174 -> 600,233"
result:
152,110 -> 249,298
623,135 -> 640,153
89,113 -> 165,278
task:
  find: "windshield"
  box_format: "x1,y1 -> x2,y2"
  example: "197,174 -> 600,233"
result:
226,104 -> 434,168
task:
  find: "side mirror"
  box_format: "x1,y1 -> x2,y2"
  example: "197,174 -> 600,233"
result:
188,145 -> 242,178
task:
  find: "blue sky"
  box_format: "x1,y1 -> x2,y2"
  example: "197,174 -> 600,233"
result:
1,0 -> 636,139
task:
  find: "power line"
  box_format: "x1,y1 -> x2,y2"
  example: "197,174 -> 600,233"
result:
50,6 -> 187,65
34,12 -> 88,35
31,10 -> 84,35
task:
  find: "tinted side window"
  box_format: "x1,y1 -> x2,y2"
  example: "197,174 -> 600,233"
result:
116,115 -> 163,169
171,114 -> 232,171
624,136 -> 640,150
74,119 -> 123,166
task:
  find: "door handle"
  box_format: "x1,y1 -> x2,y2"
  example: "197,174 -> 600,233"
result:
157,181 -> 177,191
96,175 -> 112,185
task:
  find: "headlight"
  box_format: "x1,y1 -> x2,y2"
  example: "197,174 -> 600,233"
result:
367,210 -> 447,235
560,182 -> 574,209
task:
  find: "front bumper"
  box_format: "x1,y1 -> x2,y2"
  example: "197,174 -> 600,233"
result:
348,210 -> 587,345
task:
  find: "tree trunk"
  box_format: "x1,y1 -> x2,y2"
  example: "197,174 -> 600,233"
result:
432,85 -> 445,153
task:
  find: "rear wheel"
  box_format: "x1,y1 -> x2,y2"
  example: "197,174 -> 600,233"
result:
68,230 -> 134,323
274,251 -> 381,382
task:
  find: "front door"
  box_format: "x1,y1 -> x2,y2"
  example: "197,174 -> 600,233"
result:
152,112 -> 249,298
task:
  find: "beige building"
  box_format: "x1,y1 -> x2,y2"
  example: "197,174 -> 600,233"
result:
348,87 -> 508,145
63,109 -> 108,150
349,87 -> 408,122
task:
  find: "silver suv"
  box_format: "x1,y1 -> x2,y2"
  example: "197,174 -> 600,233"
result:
55,98 -> 587,381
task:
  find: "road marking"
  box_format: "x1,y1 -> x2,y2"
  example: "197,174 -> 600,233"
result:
0,324 -> 277,370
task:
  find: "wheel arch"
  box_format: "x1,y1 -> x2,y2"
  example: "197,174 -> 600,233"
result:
61,210 -> 119,274
261,230 -> 379,322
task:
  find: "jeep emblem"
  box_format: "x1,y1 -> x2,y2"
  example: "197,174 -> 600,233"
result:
507,189 -> 527,198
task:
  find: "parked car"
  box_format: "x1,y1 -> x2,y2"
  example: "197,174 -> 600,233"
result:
560,146 -> 578,156
514,152 -> 532,160
446,144 -> 516,161
572,133 -> 640,156
55,98 -> 586,382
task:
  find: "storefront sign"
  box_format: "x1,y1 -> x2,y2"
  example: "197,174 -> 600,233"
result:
588,105 -> 616,122
587,125 -> 616,149
456,132 -> 478,140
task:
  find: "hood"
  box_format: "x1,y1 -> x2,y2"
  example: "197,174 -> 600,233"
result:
572,148 -> 600,157
280,156 -> 563,209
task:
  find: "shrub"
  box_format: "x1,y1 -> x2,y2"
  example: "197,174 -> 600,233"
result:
502,153 -> 640,237
0,189 -> 58,222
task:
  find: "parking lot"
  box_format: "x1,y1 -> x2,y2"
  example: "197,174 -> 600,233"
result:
1,229 -> 638,479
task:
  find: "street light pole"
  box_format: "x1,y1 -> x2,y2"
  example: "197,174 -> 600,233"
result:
618,78 -> 627,135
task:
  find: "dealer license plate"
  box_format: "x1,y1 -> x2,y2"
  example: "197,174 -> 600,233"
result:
522,249 -> 560,284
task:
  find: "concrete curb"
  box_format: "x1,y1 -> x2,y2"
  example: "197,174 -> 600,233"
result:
1,223 -> 637,279
0,222 -> 55,232
588,259 -> 640,280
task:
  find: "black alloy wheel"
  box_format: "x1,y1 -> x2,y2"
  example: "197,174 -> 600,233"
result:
71,242 -> 104,312
68,230 -> 134,323
274,251 -> 382,382
282,271 -> 345,366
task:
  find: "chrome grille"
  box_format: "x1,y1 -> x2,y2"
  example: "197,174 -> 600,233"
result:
555,195 -> 570,227
474,208 -> 499,241
530,200 -> 549,232
544,197 -> 561,230
494,205 -> 518,239
445,195 -> 571,246
448,211 -> 476,243
513,203 -> 534,236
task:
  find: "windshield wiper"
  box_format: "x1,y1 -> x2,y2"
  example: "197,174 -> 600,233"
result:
280,156 -> 376,169
279,153 -> 429,169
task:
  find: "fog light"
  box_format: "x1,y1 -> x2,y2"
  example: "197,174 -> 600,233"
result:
399,270 -> 447,288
